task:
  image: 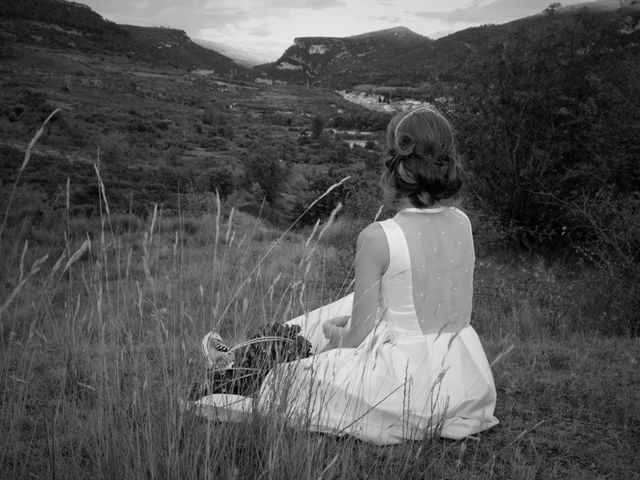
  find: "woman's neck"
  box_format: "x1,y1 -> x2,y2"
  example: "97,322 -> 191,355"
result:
395,199 -> 441,212
396,199 -> 415,211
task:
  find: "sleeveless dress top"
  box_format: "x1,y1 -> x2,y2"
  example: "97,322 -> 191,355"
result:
194,207 -> 499,444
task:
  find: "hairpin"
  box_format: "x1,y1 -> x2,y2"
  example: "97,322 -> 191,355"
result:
435,153 -> 450,167
385,152 -> 402,172
394,106 -> 435,142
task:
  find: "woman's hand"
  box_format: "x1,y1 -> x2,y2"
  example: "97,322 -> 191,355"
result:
322,316 -> 350,349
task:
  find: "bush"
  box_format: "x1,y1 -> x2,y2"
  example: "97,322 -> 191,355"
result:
449,12 -> 640,333
244,149 -> 287,203
452,12 -> 640,257
0,184 -> 50,226
110,213 -> 143,233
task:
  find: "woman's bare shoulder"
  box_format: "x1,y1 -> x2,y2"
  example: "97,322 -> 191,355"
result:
356,222 -> 389,270
357,222 -> 386,245
356,222 -> 389,276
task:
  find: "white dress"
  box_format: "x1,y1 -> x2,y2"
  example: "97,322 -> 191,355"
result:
194,207 -> 499,445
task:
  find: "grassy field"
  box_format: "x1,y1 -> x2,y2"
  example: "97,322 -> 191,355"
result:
1,178 -> 639,479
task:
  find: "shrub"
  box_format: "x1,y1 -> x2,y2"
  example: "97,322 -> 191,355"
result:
448,12 -> 640,332
311,114 -> 324,139
244,149 -> 287,203
452,13 -> 640,258
110,213 -> 143,233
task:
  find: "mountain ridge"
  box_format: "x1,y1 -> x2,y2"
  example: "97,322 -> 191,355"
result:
255,1 -> 640,87
0,0 -> 246,75
257,26 -> 432,86
346,26 -> 429,41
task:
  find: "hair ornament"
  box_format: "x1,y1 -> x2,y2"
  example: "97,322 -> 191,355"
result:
435,153 -> 450,167
393,106 -> 436,144
385,151 -> 402,172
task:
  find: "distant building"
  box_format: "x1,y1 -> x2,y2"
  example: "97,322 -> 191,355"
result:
336,90 -> 432,113
346,140 -> 370,149
191,69 -> 216,76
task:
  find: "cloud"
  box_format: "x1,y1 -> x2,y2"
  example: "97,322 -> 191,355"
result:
302,0 -> 347,8
79,0 -> 289,33
411,0 -> 557,25
368,15 -> 403,23
268,0 -> 346,9
248,24 -> 272,37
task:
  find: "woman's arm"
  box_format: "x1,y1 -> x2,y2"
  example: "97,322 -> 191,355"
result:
339,223 -> 388,348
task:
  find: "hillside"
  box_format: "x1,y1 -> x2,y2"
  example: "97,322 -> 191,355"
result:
0,0 -> 244,74
0,0 -> 390,226
258,26 -> 432,86
557,0 -> 640,12
120,25 -> 243,73
258,2 -> 640,87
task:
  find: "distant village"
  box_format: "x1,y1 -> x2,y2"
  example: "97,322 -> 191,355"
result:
335,90 -> 430,113
251,74 -> 431,113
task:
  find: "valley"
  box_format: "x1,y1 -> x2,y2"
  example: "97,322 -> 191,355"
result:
0,38 -> 387,225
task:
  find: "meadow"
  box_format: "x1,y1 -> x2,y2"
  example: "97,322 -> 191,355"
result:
1,128 -> 638,479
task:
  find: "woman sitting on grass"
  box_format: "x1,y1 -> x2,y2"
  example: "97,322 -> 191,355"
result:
194,106 -> 499,445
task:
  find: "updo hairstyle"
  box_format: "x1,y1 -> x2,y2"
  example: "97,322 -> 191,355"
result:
382,107 -> 462,208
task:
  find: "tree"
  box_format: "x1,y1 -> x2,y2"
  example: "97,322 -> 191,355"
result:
206,166 -> 236,199
543,3 -> 561,16
244,148 -> 287,202
332,143 -> 350,165
311,114 -> 325,139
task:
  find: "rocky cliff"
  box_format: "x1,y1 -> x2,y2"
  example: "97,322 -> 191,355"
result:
260,27 -> 431,86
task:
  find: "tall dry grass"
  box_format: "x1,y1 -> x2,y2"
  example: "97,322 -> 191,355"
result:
0,119 -> 369,478
0,177 -> 344,478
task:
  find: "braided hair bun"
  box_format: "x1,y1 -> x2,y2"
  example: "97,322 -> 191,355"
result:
382,107 -> 462,208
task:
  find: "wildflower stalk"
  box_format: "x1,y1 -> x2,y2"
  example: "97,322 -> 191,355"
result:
0,108 -> 60,244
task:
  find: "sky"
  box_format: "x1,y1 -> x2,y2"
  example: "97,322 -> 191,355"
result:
78,0 -> 587,61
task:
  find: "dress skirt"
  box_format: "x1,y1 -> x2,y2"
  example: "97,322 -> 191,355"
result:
191,294 -> 498,445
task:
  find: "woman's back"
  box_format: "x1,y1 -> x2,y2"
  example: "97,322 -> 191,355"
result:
380,207 -> 474,336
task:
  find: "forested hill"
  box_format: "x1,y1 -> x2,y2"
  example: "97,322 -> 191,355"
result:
257,27 -> 432,86
0,0 -> 244,74
258,2 -> 640,87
